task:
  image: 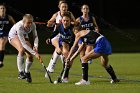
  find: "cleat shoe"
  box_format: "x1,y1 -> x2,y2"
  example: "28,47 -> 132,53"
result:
45,69 -> 50,78
47,64 -> 55,73
110,79 -> 120,84
62,78 -> 69,83
75,79 -> 90,85
25,72 -> 32,83
18,72 -> 26,79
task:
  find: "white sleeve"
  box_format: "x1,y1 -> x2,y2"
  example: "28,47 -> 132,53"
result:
32,23 -> 39,48
17,27 -> 36,55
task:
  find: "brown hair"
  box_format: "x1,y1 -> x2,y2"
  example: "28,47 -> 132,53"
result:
58,0 -> 67,8
62,12 -> 71,19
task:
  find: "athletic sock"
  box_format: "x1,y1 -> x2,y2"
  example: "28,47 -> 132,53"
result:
82,63 -> 88,81
105,65 -> 117,80
48,52 -> 60,70
51,52 -> 60,65
17,55 -> 24,72
0,50 -> 5,62
25,59 -> 32,73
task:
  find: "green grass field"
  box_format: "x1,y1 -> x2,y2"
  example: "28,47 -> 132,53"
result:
0,53 -> 140,93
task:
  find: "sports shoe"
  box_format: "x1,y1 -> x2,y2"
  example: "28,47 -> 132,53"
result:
62,78 -> 69,83
110,78 -> 120,84
25,72 -> 32,83
18,72 -> 26,79
47,63 -> 55,73
75,79 -> 90,85
45,70 -> 50,78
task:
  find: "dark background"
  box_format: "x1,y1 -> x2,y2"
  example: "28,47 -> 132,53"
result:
0,0 -> 140,53
1,0 -> 139,28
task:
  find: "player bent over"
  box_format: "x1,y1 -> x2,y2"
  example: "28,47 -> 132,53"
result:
67,24 -> 119,85
8,14 -> 41,83
46,13 -> 75,83
46,0 -> 75,73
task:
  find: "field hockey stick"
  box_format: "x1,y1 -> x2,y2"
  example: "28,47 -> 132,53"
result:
39,57 -> 53,83
61,61 -> 68,80
55,58 -> 69,83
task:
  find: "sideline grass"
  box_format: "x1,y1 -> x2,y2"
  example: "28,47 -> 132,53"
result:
0,53 -> 140,93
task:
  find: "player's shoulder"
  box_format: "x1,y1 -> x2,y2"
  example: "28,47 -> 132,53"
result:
53,11 -> 60,17
76,17 -> 81,22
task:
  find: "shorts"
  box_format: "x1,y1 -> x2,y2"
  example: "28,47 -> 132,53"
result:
94,36 -> 112,55
58,37 -> 71,48
78,38 -> 83,44
51,34 -> 60,43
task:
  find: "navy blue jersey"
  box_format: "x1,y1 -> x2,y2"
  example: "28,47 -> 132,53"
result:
50,24 -> 74,44
81,30 -> 101,45
0,15 -> 12,36
79,15 -> 94,30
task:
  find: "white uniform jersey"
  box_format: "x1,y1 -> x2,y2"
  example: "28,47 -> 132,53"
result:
51,11 -> 62,40
55,11 -> 62,24
8,20 -> 38,55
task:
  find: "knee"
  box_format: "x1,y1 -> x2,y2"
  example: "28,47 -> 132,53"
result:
81,56 -> 88,63
27,55 -> 33,62
63,50 -> 69,57
56,48 -> 62,54
18,48 -> 25,55
101,60 -> 108,68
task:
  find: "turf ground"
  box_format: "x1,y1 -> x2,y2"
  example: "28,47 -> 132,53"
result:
0,53 -> 140,93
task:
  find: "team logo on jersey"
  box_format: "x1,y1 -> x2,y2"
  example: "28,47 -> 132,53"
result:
81,23 -> 93,28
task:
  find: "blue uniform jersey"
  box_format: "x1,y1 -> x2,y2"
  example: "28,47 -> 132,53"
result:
50,24 -> 75,45
81,30 -> 112,55
0,15 -> 12,37
79,15 -> 94,30
78,15 -> 95,44
81,30 -> 101,45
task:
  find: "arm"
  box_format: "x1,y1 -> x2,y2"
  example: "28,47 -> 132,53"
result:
8,15 -> 16,25
50,27 -> 59,39
47,13 -> 57,27
17,27 -> 37,55
76,17 -> 80,23
46,26 -> 59,44
32,23 -> 39,51
70,43 -> 84,61
67,33 -> 81,60
92,17 -> 99,32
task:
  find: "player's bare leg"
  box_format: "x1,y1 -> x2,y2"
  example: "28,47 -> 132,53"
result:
101,55 -> 119,83
0,37 -> 8,67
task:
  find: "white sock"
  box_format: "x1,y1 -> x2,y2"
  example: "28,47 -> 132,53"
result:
47,52 -> 60,69
52,51 -> 60,63
25,58 -> 32,73
47,58 -> 53,69
60,55 -> 64,64
17,55 -> 24,72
